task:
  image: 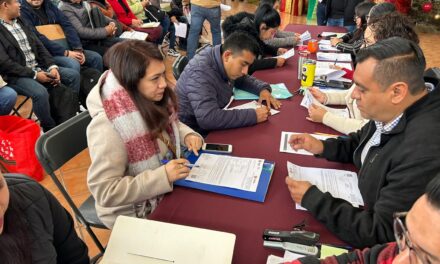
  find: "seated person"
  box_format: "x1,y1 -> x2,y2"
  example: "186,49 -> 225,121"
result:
367,2 -> 396,23
88,0 -> 132,32
289,175 -> 440,264
0,0 -> 80,131
259,0 -> 301,47
286,37 -> 440,248
86,40 -> 203,228
106,0 -> 162,43
222,4 -> 287,75
59,0 -> 124,56
330,1 -> 375,55
0,76 -> 17,115
0,172 -> 89,264
307,12 -> 420,135
21,0 -> 103,73
176,32 -> 280,137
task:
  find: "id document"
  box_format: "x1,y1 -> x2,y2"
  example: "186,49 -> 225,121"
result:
287,161 -> 364,210
280,131 -> 336,156
187,153 -> 264,192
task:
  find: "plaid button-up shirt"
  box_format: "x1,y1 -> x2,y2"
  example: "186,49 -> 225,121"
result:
0,18 -> 38,70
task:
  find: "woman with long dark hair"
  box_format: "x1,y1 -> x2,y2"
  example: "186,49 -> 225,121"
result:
86,40 -> 203,228
0,172 -> 89,264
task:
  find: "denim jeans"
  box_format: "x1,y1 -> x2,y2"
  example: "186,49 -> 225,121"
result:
160,16 -> 177,50
57,66 -> 81,94
187,4 -> 221,59
326,18 -> 344,27
317,2 -> 327,26
0,86 -> 17,115
54,49 -> 103,73
344,25 -> 356,33
11,78 -> 56,131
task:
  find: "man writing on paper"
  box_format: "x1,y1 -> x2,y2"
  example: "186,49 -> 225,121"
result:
176,32 -> 281,137
287,175 -> 440,264
285,37 -> 440,248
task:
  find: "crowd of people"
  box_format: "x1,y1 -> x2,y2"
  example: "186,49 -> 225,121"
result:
1,0 -> 439,263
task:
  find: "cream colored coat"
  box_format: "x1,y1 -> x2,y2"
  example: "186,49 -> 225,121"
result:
322,84 -> 369,135
86,76 -> 201,228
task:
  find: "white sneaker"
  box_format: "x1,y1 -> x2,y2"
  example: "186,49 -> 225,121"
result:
167,49 -> 180,57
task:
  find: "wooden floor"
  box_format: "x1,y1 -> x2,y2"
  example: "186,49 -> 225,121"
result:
14,0 -> 440,259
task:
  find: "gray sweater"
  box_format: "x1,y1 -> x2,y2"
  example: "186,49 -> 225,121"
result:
59,1 -> 110,40
264,30 -> 298,48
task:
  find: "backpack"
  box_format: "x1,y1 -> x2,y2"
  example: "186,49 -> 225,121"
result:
172,44 -> 212,80
48,83 -> 79,124
80,67 -> 102,108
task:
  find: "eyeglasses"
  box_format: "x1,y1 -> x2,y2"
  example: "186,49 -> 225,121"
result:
393,212 -> 430,264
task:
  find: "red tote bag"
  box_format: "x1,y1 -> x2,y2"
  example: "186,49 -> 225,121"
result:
0,116 -> 44,181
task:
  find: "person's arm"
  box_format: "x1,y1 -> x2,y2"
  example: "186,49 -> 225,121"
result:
335,39 -> 363,55
126,0 -> 144,17
52,5 -> 84,50
60,6 -> 109,39
109,1 -> 135,26
44,186 -> 90,264
324,90 -> 349,105
322,112 -> 369,135
234,75 -> 271,96
340,31 -> 353,43
265,36 -> 297,48
87,113 -> 173,208
185,71 -> 257,130
341,68 -> 353,80
248,58 -> 278,74
177,121 -> 204,147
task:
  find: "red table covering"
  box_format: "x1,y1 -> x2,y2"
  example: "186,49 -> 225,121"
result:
150,25 -> 352,263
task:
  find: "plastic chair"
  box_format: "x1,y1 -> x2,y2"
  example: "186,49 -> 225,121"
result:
35,111 -> 107,255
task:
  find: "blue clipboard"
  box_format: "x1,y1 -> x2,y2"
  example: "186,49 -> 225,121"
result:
174,152 -> 275,202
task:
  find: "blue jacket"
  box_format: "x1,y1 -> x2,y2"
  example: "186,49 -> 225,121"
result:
20,0 -> 83,56
176,45 -> 271,137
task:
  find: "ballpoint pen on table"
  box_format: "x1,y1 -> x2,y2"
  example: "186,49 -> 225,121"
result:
160,159 -> 200,168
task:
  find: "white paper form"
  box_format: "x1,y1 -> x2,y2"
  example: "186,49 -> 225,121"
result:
316,61 -> 352,71
317,52 -> 352,62
227,100 -> 280,115
174,22 -> 188,38
300,89 -> 350,118
319,44 -> 338,51
187,153 -> 264,192
287,161 -> 364,210
275,48 -> 295,59
300,31 -> 311,42
279,131 -> 336,156
266,251 -> 304,264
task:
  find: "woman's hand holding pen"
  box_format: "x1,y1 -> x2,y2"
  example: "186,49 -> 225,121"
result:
165,158 -> 191,183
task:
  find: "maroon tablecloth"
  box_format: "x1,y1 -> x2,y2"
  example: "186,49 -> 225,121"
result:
150,25 -> 353,263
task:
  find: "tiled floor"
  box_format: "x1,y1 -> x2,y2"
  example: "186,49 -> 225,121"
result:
15,0 -> 440,259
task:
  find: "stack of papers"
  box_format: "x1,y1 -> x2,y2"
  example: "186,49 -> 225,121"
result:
318,39 -> 331,45
287,161 -> 364,210
233,83 -> 293,100
314,68 -> 346,81
319,45 -> 338,51
279,131 -> 337,156
141,22 -> 160,28
316,61 -> 352,71
300,31 -> 311,42
187,153 -> 265,192
119,31 -> 148,40
317,52 -> 352,62
300,89 -> 350,118
275,48 -> 295,59
226,100 -> 280,116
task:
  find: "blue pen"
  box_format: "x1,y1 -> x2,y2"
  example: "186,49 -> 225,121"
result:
160,159 -> 200,168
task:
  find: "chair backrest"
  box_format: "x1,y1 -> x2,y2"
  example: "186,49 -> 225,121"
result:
35,24 -> 70,50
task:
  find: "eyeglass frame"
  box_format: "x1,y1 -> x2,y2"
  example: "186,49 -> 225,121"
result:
393,212 -> 429,264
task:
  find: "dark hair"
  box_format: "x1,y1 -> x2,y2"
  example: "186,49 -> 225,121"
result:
426,174 -> 440,209
0,192 -> 32,264
356,37 -> 426,95
258,0 -> 278,7
254,4 -> 280,32
369,12 -> 419,44
368,2 -> 396,23
222,31 -> 260,56
104,40 -> 178,138
355,2 -> 375,28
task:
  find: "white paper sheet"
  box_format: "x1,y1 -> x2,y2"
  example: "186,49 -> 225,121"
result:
316,61 -> 352,71
300,89 -> 350,118
287,161 -> 364,210
141,22 -> 160,28
318,39 -> 331,45
300,31 -> 311,42
119,31 -> 148,40
314,69 -> 346,81
317,52 -> 352,62
227,100 -> 280,115
174,22 -> 187,38
279,131 -> 336,156
220,3 -> 232,11
319,44 -> 338,51
266,251 -> 304,264
275,48 -> 295,59
187,154 -> 264,192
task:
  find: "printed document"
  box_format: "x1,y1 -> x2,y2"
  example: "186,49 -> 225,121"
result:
119,31 -> 148,40
141,22 -> 160,28
174,22 -> 187,38
318,44 -> 338,52
275,48 -> 295,59
300,89 -> 350,118
280,131 -> 336,156
226,100 -> 280,115
317,52 -> 352,62
300,31 -> 311,42
187,153 -> 264,192
287,161 -> 364,210
316,61 -> 352,71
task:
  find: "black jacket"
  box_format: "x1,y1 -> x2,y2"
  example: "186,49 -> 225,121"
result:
302,80 -> 440,248
0,18 -> 55,84
5,174 -> 89,264
222,12 -> 278,75
325,0 -> 363,26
